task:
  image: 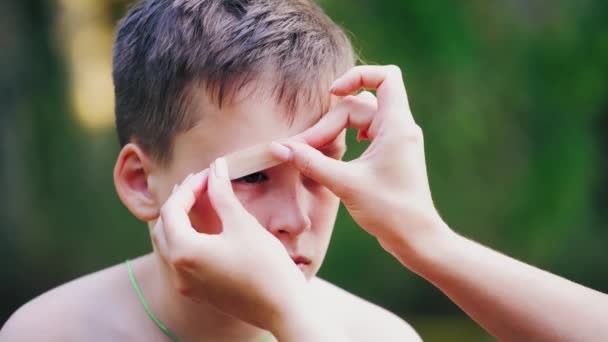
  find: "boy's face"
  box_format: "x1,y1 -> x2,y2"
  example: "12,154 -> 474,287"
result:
148,85 -> 346,280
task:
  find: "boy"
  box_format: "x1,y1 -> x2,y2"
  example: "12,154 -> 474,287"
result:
1,0 -> 421,341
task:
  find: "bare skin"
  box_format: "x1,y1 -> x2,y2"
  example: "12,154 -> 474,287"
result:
274,65 -> 608,341
1,254 -> 415,342
5,63 -> 603,342
124,64 -> 608,342
0,79 -> 420,342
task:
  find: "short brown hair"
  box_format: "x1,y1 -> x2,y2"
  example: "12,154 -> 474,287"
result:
112,0 -> 354,164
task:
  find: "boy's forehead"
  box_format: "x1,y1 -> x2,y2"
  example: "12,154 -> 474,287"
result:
170,85 -> 341,167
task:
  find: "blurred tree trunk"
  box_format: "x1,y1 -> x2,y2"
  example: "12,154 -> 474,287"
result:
0,0 -> 71,324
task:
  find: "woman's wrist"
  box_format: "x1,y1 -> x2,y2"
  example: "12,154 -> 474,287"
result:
270,292 -> 349,342
271,306 -> 317,342
380,210 -> 457,272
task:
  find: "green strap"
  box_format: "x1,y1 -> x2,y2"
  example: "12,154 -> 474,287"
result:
126,260 -> 274,342
127,259 -> 181,341
259,335 -> 273,342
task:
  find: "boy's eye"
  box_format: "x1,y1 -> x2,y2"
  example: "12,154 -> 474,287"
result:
234,172 -> 268,184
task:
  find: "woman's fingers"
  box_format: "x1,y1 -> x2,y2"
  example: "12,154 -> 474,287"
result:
295,91 -> 378,148
207,157 -> 248,227
272,141 -> 353,198
330,65 -> 413,124
160,169 -> 209,249
151,217 -> 169,260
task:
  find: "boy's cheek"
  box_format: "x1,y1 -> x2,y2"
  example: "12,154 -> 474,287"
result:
230,185 -> 271,218
232,186 -> 265,213
190,194 -> 223,234
188,187 -> 265,234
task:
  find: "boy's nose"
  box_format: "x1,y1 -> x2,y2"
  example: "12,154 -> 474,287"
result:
266,187 -> 311,237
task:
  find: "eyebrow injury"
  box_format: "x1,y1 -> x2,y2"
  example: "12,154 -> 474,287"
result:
223,143 -> 285,180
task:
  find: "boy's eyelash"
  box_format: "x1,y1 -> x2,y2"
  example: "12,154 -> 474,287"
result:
233,172 -> 269,184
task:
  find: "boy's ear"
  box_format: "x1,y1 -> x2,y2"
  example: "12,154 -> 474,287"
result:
114,143 -> 160,221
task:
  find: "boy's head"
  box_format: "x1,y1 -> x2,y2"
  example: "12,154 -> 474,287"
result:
112,0 -> 354,279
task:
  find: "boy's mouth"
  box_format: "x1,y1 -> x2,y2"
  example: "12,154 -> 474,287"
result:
290,255 -> 311,271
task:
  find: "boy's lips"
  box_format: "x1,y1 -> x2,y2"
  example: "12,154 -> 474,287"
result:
290,255 -> 311,267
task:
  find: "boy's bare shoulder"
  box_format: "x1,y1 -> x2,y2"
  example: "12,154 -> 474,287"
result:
1,261 -> 142,341
310,277 -> 422,342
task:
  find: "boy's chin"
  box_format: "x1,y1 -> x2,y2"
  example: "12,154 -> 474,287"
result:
299,263 -> 319,281
298,264 -> 309,276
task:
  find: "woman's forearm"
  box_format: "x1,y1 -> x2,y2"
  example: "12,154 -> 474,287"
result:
271,300 -> 352,342
400,227 -> 608,341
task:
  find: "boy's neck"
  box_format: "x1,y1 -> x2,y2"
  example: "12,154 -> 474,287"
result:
136,254 -> 271,342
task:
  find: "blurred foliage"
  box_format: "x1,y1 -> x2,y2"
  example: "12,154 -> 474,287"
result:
1,0 -> 607,340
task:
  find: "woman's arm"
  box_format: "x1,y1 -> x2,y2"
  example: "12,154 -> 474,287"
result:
278,64 -> 608,342
401,223 -> 608,341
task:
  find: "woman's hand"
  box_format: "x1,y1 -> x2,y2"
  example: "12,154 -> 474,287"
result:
275,65 -> 608,342
150,158 -> 307,334
272,65 -> 452,260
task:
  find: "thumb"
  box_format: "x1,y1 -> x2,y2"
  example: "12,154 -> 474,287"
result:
271,142 -> 352,198
207,157 -> 247,224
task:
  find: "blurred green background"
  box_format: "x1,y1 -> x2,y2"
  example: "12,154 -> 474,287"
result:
1,0 -> 607,341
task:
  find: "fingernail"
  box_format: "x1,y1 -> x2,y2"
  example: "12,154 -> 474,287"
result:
270,142 -> 293,161
191,169 -> 205,184
214,157 -> 228,179
329,79 -> 340,92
